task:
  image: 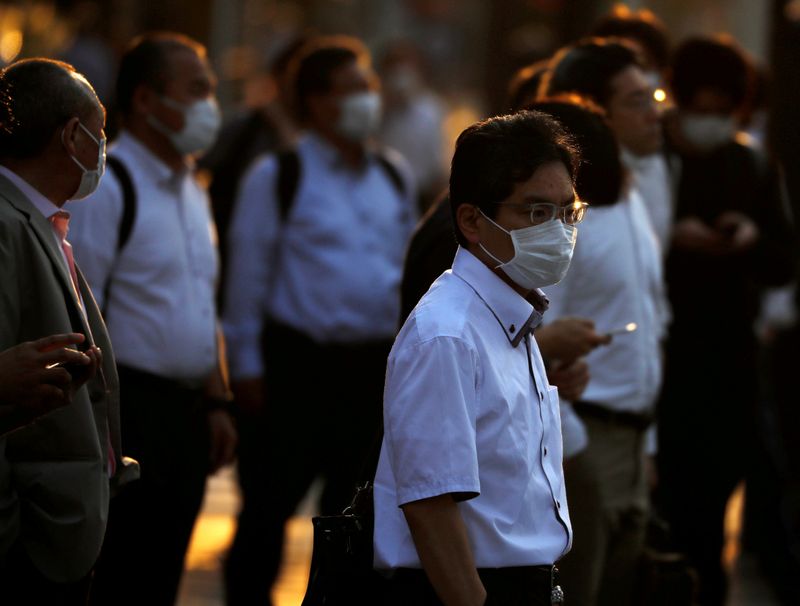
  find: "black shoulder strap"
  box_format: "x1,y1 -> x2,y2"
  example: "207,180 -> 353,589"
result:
276,150 -> 300,222
274,149 -> 406,223
376,152 -> 406,197
106,155 -> 137,251
102,155 -> 137,316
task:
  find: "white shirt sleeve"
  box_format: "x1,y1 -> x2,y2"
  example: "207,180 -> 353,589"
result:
383,335 -> 482,507
66,174 -> 125,311
222,155 -> 281,380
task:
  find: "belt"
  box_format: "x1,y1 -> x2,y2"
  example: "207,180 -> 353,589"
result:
573,400 -> 653,431
389,565 -> 564,605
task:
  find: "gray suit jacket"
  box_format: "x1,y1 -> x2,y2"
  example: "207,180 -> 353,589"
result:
0,172 -> 138,582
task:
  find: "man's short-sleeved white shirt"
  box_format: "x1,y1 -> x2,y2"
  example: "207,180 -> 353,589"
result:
373,247 -> 572,569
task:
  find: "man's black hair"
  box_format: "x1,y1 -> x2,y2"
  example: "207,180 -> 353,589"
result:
115,31 -> 206,118
0,58 -> 100,160
526,95 -> 624,208
589,4 -> 670,70
449,110 -> 579,247
541,37 -> 643,109
670,36 -> 755,112
507,58 -> 550,112
288,35 -> 371,120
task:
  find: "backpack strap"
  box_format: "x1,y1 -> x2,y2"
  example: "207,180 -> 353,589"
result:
273,148 -> 406,224
102,155 -> 137,316
106,156 -> 137,251
375,151 -> 407,198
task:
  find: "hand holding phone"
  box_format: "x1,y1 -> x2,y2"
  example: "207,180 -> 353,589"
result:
604,322 -> 637,338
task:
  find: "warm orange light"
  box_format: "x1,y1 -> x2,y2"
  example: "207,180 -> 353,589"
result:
653,88 -> 667,103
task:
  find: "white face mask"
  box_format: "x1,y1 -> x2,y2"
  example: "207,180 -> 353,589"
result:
479,211 -> 577,290
149,96 -> 222,155
335,91 -> 381,142
680,113 -> 736,152
64,121 -> 106,200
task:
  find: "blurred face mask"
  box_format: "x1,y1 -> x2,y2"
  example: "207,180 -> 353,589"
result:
63,122 -> 106,200
335,91 -> 381,142
149,96 -> 222,155
479,211 -> 577,290
680,113 -> 736,152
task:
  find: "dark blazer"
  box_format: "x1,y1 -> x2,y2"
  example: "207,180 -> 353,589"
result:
0,172 -> 137,582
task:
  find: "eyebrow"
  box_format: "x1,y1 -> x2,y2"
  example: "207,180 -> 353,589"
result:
520,192 -> 576,206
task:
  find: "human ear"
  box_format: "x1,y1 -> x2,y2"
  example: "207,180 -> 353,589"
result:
60,117 -> 81,156
132,83 -> 158,117
456,203 -> 482,245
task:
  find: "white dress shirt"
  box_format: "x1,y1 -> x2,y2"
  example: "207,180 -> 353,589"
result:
67,131 -> 219,380
621,147 -> 674,254
544,188 -> 668,456
223,132 -> 416,380
373,247 -> 572,569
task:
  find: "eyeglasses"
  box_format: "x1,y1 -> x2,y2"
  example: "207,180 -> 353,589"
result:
490,201 -> 589,226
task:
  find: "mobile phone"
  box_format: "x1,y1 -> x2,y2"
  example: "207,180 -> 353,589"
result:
49,341 -> 91,380
604,322 -> 637,337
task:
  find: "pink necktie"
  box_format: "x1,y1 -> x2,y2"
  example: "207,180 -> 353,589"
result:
49,211 -> 81,304
49,211 -> 117,477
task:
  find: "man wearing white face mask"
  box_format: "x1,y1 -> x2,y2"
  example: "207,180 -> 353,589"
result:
0,58 -> 138,604
222,35 -> 416,604
66,32 -> 237,606
373,110 -> 579,606
657,36 -> 796,606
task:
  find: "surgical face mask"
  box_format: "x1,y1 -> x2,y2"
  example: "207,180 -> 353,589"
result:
479,211 -> 577,290
63,121 -> 106,200
335,91 -> 381,142
680,113 -> 736,152
148,96 -> 222,155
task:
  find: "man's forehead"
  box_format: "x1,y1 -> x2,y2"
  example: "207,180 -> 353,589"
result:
611,65 -> 649,97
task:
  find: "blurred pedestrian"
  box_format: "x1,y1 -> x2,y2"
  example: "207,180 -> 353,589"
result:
222,34 -> 416,605
657,35 -> 796,606
67,32 -> 238,606
0,57 -> 135,605
541,46 -> 671,605
543,37 -> 674,254
199,34 -> 310,309
377,39 -> 448,213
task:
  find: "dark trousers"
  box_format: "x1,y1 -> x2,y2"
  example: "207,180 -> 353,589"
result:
88,366 -> 211,606
223,323 -> 390,606
0,541 -> 93,605
656,334 -> 756,606
382,566 -> 556,606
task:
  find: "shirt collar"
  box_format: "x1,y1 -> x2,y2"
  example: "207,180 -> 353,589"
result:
451,246 -> 544,347
117,130 -> 190,187
0,165 -> 61,220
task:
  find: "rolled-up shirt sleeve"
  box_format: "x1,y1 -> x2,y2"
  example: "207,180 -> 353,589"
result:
383,334 -> 481,507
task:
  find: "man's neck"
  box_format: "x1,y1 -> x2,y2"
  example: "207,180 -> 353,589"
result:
313,127 -> 366,169
0,159 -> 68,207
125,121 -> 186,172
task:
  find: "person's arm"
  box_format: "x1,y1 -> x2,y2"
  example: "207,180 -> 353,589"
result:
402,494 -> 486,606
222,155 -> 281,415
205,323 -> 237,473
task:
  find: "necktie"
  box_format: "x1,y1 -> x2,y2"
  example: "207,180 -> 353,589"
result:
49,211 -> 117,477
49,211 -> 81,304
